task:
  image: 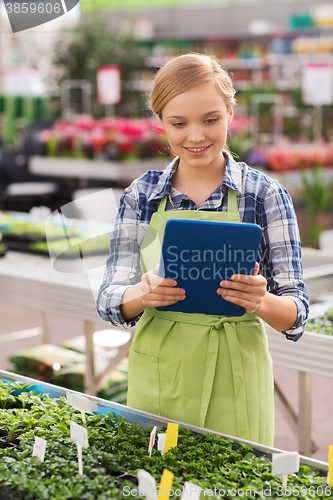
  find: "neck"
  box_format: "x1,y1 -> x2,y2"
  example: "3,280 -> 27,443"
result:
175,153 -> 226,187
172,154 -> 226,208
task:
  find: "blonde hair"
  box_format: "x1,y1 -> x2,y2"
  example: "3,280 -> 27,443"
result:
150,53 -> 236,118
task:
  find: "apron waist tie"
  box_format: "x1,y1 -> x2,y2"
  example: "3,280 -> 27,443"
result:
144,308 -> 258,436
199,318 -> 249,438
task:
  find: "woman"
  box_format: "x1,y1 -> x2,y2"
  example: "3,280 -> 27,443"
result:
97,53 -> 309,446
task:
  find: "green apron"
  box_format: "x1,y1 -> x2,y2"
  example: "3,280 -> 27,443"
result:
127,188 -> 274,446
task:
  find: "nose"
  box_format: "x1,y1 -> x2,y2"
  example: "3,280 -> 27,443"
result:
187,125 -> 205,143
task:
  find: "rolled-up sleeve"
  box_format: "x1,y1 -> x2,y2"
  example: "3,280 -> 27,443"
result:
259,181 -> 309,342
96,183 -> 147,328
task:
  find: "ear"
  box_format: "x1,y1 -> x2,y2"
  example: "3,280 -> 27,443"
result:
227,108 -> 234,125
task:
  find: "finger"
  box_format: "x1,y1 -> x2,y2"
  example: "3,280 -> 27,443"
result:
218,290 -> 259,313
253,262 -> 260,276
217,279 -> 257,294
217,280 -> 248,293
142,299 -> 183,308
143,291 -> 185,302
142,274 -> 170,294
152,264 -> 160,275
141,283 -> 186,298
143,272 -> 177,287
224,273 -> 266,286
142,295 -> 186,308
144,272 -> 153,293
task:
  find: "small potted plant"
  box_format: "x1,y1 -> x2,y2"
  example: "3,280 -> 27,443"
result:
296,165 -> 333,247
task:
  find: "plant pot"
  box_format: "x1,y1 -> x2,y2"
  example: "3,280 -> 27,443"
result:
0,487 -> 15,500
0,437 -> 22,450
116,472 -> 139,486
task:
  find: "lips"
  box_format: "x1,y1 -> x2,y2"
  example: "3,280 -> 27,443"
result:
184,145 -> 212,155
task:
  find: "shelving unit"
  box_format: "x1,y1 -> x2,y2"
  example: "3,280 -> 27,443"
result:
126,4 -> 333,93
143,41 -> 333,90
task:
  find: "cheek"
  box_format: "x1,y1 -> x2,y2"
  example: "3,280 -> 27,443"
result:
214,123 -> 228,140
166,129 -> 183,146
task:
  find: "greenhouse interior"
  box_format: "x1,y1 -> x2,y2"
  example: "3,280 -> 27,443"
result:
0,0 -> 333,498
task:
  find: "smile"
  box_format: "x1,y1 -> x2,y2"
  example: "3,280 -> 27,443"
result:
184,145 -> 211,154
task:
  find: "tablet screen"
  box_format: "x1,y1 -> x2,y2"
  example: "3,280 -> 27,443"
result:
157,219 -> 262,316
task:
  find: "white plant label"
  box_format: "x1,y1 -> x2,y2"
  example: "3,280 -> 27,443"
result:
137,469 -> 158,500
181,482 -> 201,500
67,392 -> 94,424
148,426 -> 157,457
157,433 -> 166,456
70,421 -> 89,448
70,420 -> 89,475
66,391 -> 73,405
32,436 -> 47,462
90,400 -> 98,412
272,452 -> 300,488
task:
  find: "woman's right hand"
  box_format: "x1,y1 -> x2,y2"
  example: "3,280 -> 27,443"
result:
140,264 -> 186,308
120,264 -> 186,321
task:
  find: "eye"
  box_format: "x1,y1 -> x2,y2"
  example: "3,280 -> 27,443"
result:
206,118 -> 218,124
172,122 -> 185,128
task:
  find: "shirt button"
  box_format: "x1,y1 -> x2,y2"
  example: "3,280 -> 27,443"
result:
157,214 -> 161,219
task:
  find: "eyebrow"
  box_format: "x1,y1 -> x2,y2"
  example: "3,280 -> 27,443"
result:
166,111 -> 222,119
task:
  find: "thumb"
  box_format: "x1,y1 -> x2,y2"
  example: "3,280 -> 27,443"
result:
153,264 -> 160,275
253,262 -> 260,276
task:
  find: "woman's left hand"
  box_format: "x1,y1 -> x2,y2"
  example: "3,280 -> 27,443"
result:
216,262 -> 267,314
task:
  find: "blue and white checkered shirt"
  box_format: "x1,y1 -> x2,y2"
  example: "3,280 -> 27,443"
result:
97,152 -> 309,341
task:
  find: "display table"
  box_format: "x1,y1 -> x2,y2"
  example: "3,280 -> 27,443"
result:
29,156 -> 168,188
29,156 -> 333,191
301,247 -> 333,299
267,247 -> 333,456
0,368 -> 328,471
0,251 -> 133,396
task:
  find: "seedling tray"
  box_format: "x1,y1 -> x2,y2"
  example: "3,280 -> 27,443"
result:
0,369 -> 327,474
266,301 -> 333,378
0,369 -> 331,500
2,233 -> 68,243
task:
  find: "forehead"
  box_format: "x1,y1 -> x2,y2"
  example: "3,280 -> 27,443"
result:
163,82 -> 227,118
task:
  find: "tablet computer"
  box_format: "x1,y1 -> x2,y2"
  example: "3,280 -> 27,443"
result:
157,219 -> 262,316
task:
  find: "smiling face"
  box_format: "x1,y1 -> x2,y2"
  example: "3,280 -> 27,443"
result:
160,82 -> 233,173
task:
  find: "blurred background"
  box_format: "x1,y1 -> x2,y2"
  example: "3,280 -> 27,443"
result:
1,0 -> 333,244
0,0 -> 333,462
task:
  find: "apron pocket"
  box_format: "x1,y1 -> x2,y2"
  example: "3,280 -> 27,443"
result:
127,348 -> 161,415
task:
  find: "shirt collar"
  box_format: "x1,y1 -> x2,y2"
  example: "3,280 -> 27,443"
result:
222,151 -> 242,194
148,156 -> 179,202
148,151 -> 242,204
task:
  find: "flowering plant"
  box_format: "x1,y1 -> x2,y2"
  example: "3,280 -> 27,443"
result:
263,141 -> 333,171
39,115 -> 168,161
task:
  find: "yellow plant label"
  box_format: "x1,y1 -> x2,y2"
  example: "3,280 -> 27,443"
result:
159,469 -> 174,500
328,445 -> 333,486
164,423 -> 178,454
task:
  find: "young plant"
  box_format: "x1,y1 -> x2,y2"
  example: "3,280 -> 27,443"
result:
300,165 -> 333,214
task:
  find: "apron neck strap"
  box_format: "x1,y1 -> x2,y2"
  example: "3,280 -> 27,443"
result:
157,188 -> 238,213
227,187 -> 238,213
157,194 -> 168,213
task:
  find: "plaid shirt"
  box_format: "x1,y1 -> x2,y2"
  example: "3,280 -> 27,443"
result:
97,152 -> 309,341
